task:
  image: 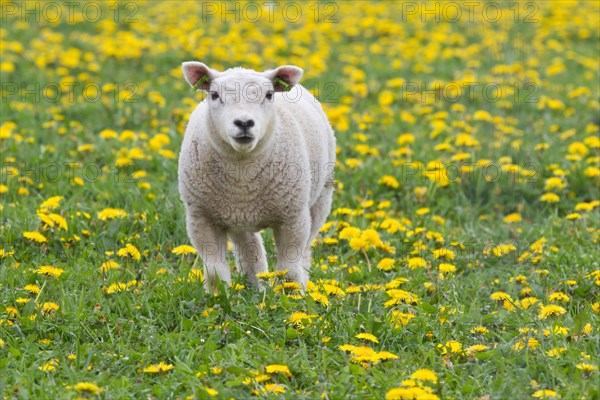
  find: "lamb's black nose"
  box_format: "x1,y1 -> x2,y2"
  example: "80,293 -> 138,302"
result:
234,119 -> 255,131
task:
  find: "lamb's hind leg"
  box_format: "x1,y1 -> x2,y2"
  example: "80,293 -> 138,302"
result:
274,211 -> 311,290
230,232 -> 268,290
301,185 -> 335,281
308,185 -> 334,245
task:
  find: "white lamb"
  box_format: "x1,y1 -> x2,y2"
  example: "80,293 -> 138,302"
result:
178,61 -> 336,292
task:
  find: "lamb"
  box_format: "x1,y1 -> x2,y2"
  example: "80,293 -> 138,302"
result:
178,61 -> 336,292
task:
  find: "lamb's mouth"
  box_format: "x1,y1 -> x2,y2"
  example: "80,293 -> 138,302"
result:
233,135 -> 255,145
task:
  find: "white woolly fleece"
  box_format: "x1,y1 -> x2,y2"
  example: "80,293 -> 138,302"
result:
178,63 -> 336,291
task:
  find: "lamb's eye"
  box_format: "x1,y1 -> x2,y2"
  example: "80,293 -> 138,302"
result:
210,92 -> 220,101
266,91 -> 274,101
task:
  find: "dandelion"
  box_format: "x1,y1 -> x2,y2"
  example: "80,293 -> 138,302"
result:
143,361 -> 174,373
117,243 -> 141,261
97,208 -> 127,220
432,248 -> 455,260
470,326 -> 489,335
386,386 -> 440,400
538,304 -> 567,319
172,245 -> 197,255
410,368 -> 437,383
355,333 -> 379,343
42,302 -> 59,314
532,389 -> 560,399
256,383 -> 286,395
309,292 -> 329,306
39,196 -> 63,211
379,175 -> 399,189
349,237 -> 369,251
35,265 -> 64,278
548,292 -> 570,303
24,284 -> 41,294
466,344 -> 488,354
504,213 -> 522,223
390,311 -> 416,328
71,382 -> 103,395
546,347 -> 567,358
265,364 -> 292,377
416,207 -> 430,215
490,291 -> 512,302
540,193 -> 560,203
438,263 -> 456,273
407,257 -> 427,269
339,226 -> 361,240
575,363 -> 598,373
287,312 -> 313,327
99,261 -> 120,272
274,281 -> 302,293
39,359 -> 59,372
23,231 -> 47,243
377,258 -> 395,271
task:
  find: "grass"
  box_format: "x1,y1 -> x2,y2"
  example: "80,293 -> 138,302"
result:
1,1 -> 599,399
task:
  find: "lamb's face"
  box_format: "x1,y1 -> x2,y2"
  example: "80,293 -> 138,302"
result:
207,73 -> 276,153
182,62 -> 303,154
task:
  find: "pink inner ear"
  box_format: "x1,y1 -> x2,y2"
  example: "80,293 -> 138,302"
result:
189,68 -> 206,84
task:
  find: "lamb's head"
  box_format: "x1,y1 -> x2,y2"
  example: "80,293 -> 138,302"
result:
182,62 -> 303,154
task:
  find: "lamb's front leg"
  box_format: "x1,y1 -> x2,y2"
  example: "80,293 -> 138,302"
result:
185,210 -> 229,293
230,232 -> 268,290
273,212 -> 311,290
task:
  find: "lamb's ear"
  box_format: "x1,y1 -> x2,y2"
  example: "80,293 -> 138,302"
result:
182,61 -> 218,91
266,65 -> 303,92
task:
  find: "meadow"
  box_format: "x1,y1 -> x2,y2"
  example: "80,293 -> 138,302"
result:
0,1 -> 599,399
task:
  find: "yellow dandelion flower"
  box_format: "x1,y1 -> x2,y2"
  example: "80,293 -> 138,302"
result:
540,193 -> 560,203
432,248 -> 455,260
386,386 -> 440,400
355,333 -> 379,343
470,326 -> 489,335
24,284 -> 41,294
39,196 -> 63,211
39,359 -> 59,372
349,237 -> 369,251
71,382 -> 102,395
410,368 -> 437,383
407,257 -> 427,269
575,363 -> 598,373
172,245 -> 197,255
377,258 -> 395,271
98,208 -> 127,220
532,389 -> 560,399
438,263 -> 456,273
339,227 -> 361,240
309,292 -> 329,306
117,243 -> 141,261
35,265 -> 64,278
42,302 -> 59,314
265,364 -> 292,377
548,292 -> 570,303
23,231 -> 48,243
99,261 -> 120,272
546,347 -> 567,358
379,175 -> 400,189
538,304 -> 567,319
143,361 -> 174,373
504,213 -> 522,223
390,311 -> 416,328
